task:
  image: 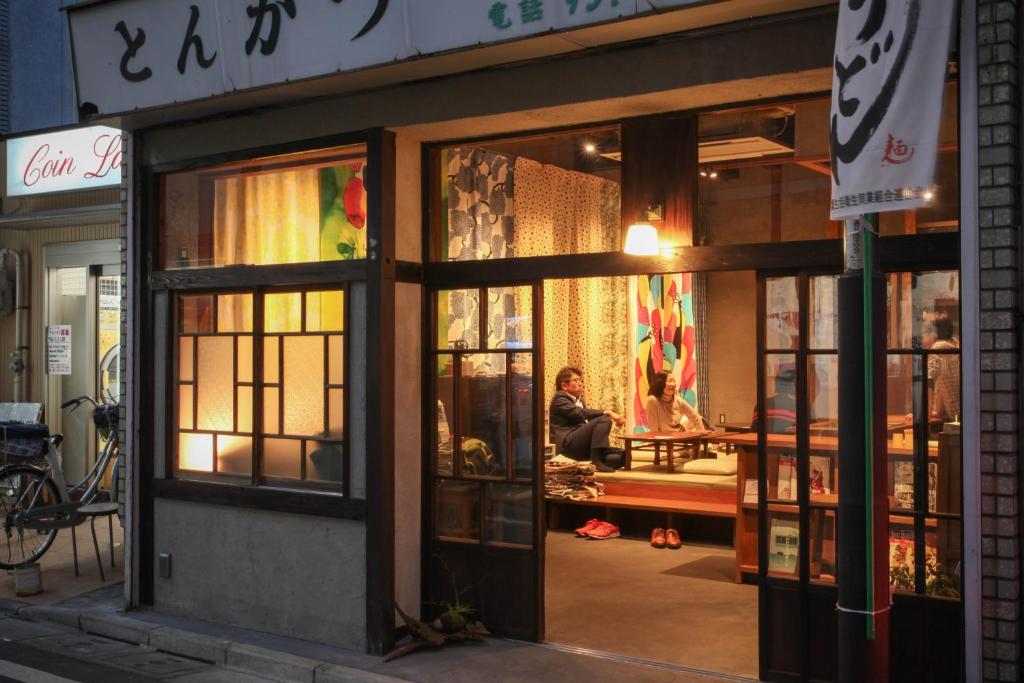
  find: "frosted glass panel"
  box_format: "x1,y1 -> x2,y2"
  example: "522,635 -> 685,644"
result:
328,389 -> 344,436
283,336 -> 324,435
237,386 -> 253,433
217,435 -> 252,475
307,290 -> 344,332
179,339 -> 194,381
237,336 -> 253,383
179,385 -> 193,430
487,286 -> 532,349
179,433 -> 213,472
197,337 -> 235,431
218,293 -> 253,332
264,336 -> 279,384
265,293 -> 302,333
264,438 -> 300,478
179,295 -> 213,334
264,387 -> 280,434
328,335 -> 344,385
306,442 -> 343,482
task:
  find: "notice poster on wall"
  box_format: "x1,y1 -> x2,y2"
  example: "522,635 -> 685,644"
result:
47,325 -> 72,375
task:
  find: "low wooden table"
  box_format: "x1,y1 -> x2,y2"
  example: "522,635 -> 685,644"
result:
621,431 -> 712,473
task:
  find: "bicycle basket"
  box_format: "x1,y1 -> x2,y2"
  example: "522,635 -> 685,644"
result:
0,422 -> 49,460
92,404 -> 120,439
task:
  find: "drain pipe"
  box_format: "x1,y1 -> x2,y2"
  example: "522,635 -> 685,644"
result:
0,248 -> 26,402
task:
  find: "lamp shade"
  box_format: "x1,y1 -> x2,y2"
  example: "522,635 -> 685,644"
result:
623,223 -> 659,256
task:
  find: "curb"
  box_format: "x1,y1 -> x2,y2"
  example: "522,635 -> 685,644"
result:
12,606 -> 408,683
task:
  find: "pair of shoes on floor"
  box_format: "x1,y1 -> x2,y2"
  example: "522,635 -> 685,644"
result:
650,527 -> 682,549
575,518 -> 621,540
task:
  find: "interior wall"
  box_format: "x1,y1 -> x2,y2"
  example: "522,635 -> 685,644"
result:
0,223 -> 119,405
152,499 -> 367,650
706,270 -> 757,429
395,135 -> 423,264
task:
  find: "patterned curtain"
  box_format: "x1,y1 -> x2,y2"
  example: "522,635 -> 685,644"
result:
629,274 -> 699,432
513,157 -> 627,423
446,148 -> 515,261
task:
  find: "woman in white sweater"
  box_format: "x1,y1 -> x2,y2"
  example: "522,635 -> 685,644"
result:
644,371 -> 707,432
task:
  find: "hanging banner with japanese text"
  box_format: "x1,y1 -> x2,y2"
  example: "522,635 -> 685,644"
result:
829,0 -> 955,219
68,0 -> 703,118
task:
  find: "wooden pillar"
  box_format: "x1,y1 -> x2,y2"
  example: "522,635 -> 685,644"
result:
620,115 -> 698,251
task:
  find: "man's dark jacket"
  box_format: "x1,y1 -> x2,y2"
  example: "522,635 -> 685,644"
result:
548,390 -> 605,449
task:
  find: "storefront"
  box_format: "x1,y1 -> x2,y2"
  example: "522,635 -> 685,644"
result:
67,1 -> 995,680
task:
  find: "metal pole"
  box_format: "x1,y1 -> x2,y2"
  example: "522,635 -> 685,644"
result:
837,215 -> 890,682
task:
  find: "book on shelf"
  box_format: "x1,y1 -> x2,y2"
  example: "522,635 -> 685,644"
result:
743,479 -> 758,504
768,518 -> 799,574
893,461 -> 914,509
809,455 -> 831,495
777,455 -> 796,500
928,461 -> 937,512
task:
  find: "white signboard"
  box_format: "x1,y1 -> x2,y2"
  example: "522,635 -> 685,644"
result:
47,326 -> 73,376
829,0 -> 956,219
6,126 -> 123,197
68,0 -> 703,117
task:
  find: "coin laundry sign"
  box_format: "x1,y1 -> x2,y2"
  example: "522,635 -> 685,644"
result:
6,126 -> 123,197
829,0 -> 956,219
67,0 -> 702,117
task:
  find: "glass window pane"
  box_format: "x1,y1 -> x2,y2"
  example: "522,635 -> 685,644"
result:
929,518 -> 961,599
283,336 -> 325,435
767,509 -> 801,578
435,480 -> 480,541
264,336 -> 280,384
179,338 -> 194,381
178,385 -> 194,430
459,353 -> 506,478
328,335 -> 344,385
485,483 -> 532,547
237,336 -> 253,384
887,355 -> 922,511
159,146 -> 368,270
264,387 -> 280,434
932,430 -> 960,515
888,270 -> 960,350
237,386 -> 253,433
487,286 -> 532,349
306,442 -> 344,483
179,433 -> 213,472
438,289 -> 480,350
809,276 -> 838,349
766,277 -> 799,350
888,518 -> 916,593
217,435 -> 252,475
328,389 -> 344,437
763,355 -> 797,503
808,355 -> 838,439
265,293 -> 302,333
217,294 -> 253,332
436,356 -> 455,476
179,295 -> 213,334
306,290 -> 344,332
196,337 -> 235,432
264,438 -> 301,479
512,353 -> 533,479
439,129 -> 621,263
809,508 -> 837,584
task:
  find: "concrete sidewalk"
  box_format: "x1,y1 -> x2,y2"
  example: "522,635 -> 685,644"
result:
0,584 -> 751,682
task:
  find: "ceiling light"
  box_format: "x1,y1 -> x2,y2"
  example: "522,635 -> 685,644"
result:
923,189 -> 935,202
583,142 -> 597,154
709,170 -> 719,179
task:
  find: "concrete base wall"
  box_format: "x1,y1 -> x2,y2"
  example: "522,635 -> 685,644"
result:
152,499 -> 367,651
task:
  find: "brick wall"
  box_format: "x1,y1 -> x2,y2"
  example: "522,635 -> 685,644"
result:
978,1 -> 1021,681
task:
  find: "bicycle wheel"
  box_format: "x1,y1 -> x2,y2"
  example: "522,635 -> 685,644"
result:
0,466 -> 61,569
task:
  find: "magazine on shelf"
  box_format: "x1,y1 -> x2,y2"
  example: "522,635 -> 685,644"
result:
743,479 -> 759,504
768,518 -> 799,574
777,455 -> 796,500
928,462 -> 938,512
809,455 -> 831,495
893,461 -> 914,509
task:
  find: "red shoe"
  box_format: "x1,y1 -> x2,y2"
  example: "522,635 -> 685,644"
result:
575,519 -> 602,537
586,521 -> 621,540
665,528 -> 682,549
650,528 -> 666,548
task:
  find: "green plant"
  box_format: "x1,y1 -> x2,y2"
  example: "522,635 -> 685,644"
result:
430,552 -> 485,633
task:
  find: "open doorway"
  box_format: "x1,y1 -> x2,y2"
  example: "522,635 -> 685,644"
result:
541,271 -> 759,679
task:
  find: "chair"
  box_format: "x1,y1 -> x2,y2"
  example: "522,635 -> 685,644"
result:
71,502 -> 118,581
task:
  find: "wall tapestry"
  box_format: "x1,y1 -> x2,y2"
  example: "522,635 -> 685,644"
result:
628,273 -> 699,432
320,163 -> 366,261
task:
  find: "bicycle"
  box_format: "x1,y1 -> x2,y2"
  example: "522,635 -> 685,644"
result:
0,396 -> 121,569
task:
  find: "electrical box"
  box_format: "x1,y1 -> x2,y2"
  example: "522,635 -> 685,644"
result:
0,271 -> 14,315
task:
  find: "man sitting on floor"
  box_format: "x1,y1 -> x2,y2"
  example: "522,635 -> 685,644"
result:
548,366 -> 625,472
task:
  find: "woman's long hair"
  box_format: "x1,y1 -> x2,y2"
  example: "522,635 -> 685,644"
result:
648,371 -> 670,397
